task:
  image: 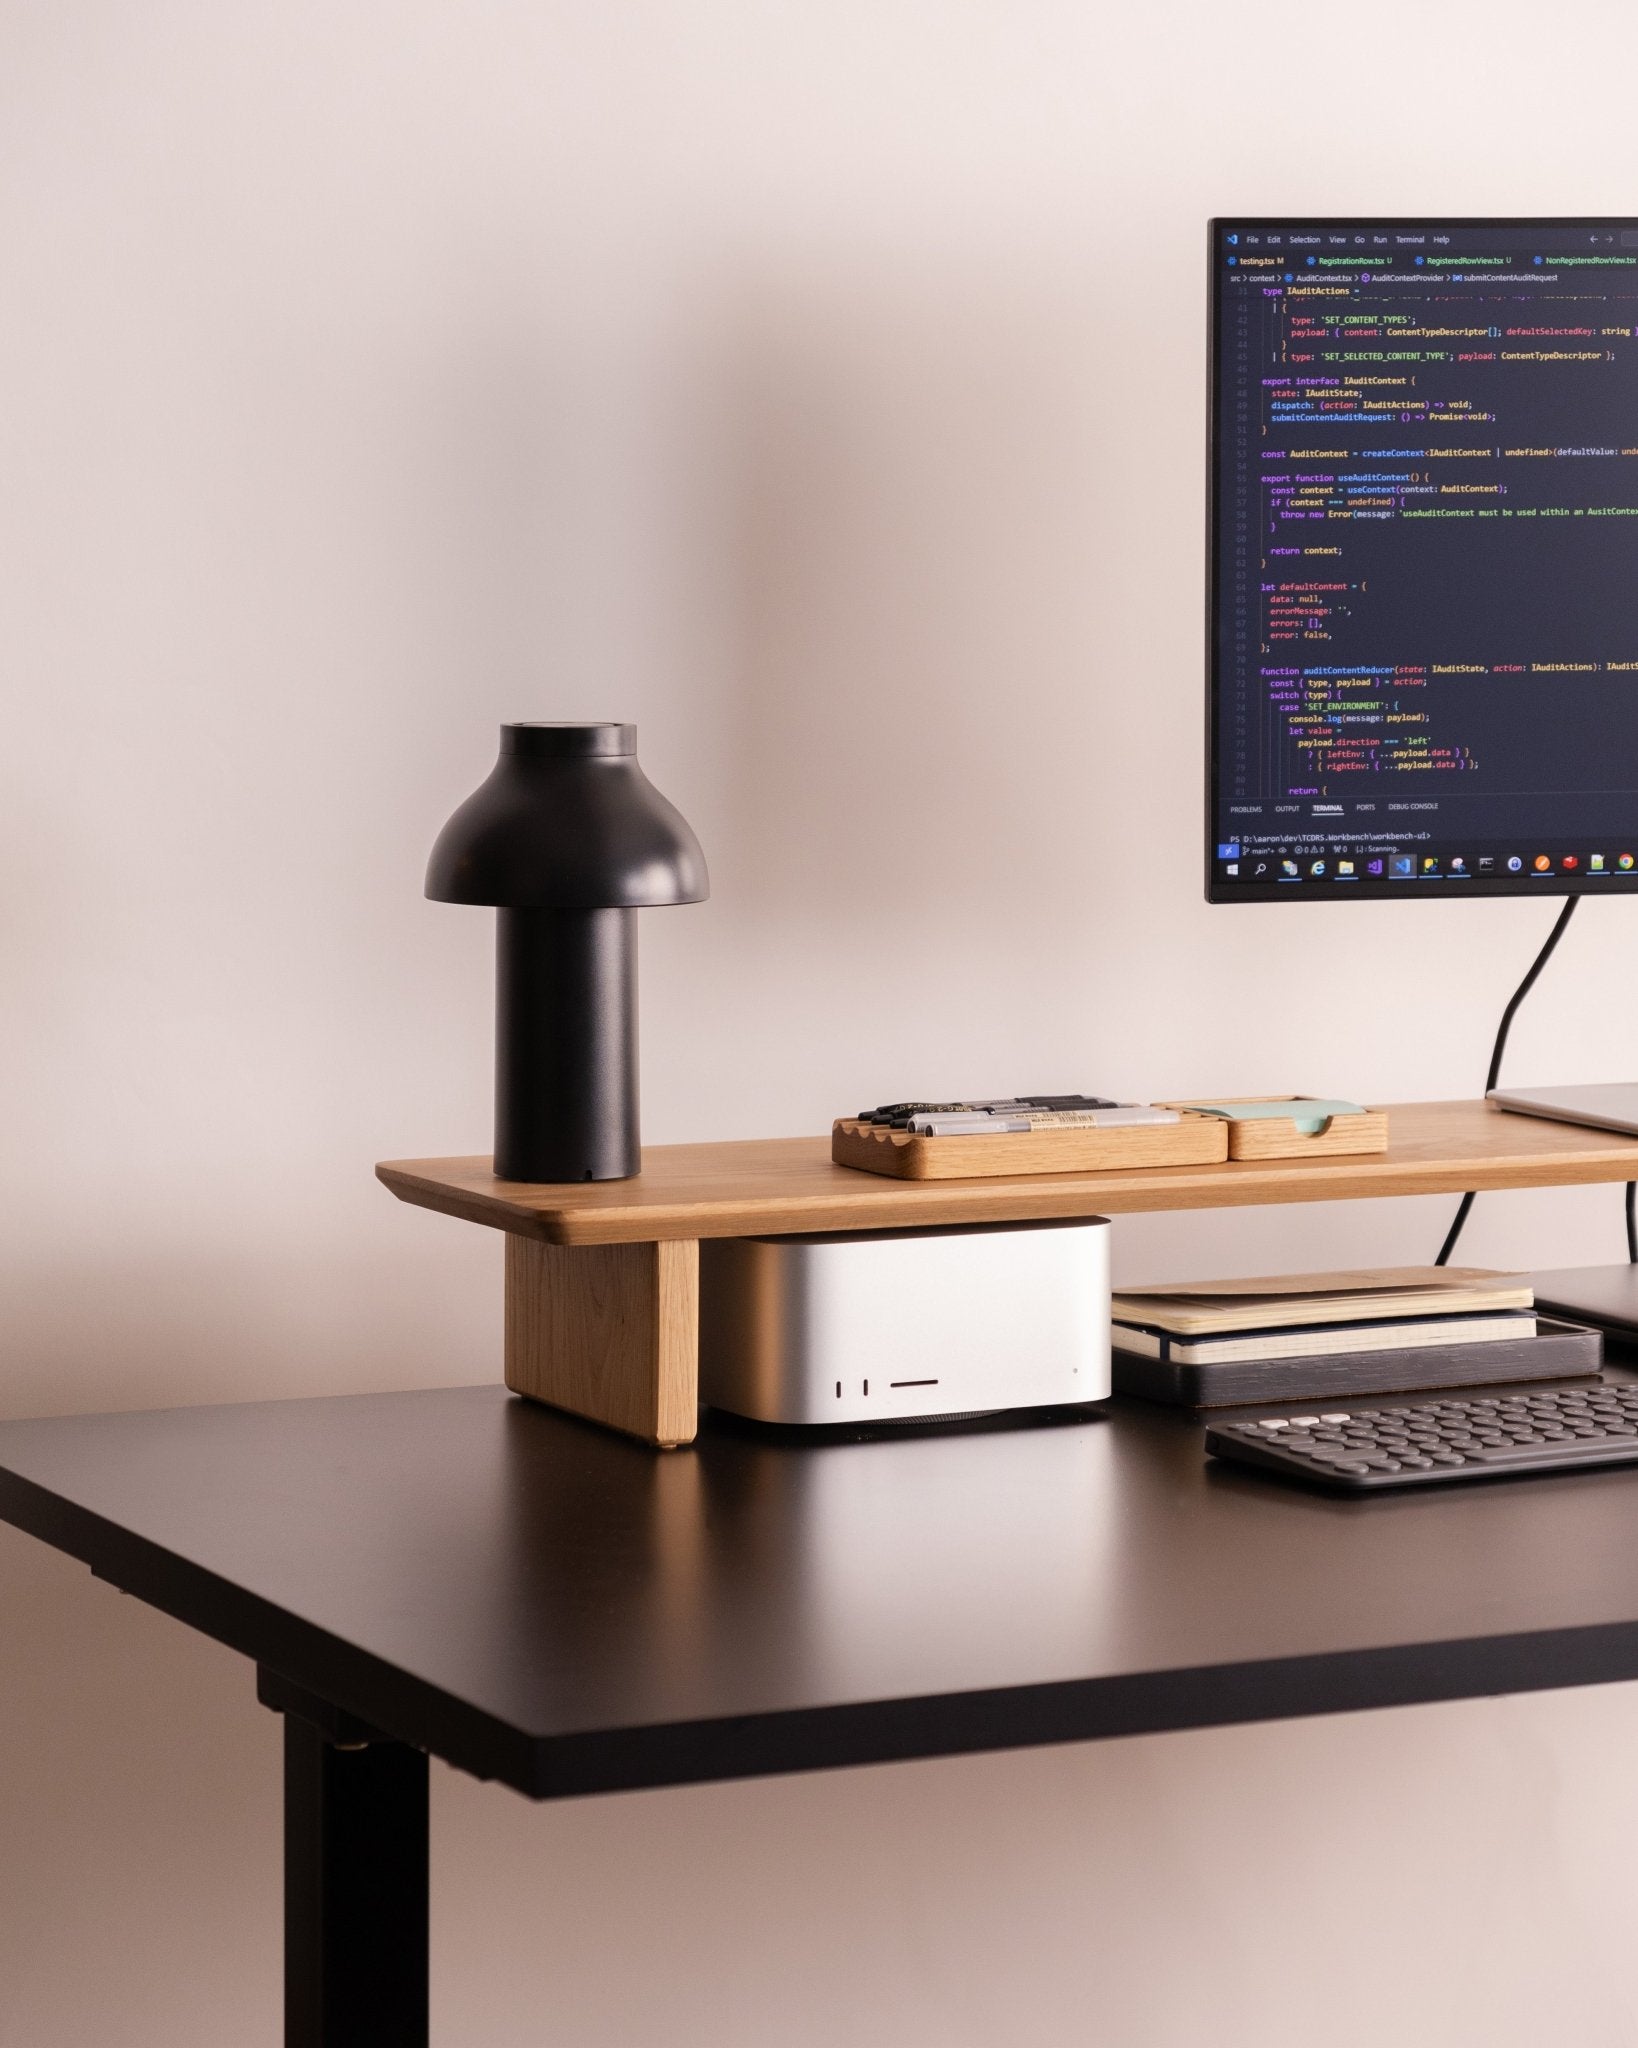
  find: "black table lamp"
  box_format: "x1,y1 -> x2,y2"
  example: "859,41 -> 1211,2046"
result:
426,723 -> 708,1183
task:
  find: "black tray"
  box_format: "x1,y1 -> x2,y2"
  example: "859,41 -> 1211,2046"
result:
1113,1316 -> 1602,1410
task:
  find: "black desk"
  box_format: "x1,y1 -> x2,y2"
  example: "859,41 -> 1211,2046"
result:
6,1380 -> 1638,2043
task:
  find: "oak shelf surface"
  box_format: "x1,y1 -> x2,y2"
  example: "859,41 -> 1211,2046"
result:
378,1099 -> 1638,1247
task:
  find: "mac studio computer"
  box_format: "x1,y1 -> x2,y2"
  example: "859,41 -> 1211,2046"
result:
1207,215 -> 1638,1337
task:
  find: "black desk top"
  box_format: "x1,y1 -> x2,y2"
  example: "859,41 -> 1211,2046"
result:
5,1379 -> 1638,1800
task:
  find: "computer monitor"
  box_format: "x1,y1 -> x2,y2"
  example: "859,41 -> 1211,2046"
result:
1208,216 -> 1638,903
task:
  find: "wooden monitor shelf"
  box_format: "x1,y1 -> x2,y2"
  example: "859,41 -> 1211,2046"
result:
378,1100 -> 1638,1446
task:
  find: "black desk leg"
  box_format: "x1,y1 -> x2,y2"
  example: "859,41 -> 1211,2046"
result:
282,1708 -> 429,2048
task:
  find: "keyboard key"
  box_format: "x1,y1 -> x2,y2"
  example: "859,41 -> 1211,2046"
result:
1466,1439 -> 1628,1466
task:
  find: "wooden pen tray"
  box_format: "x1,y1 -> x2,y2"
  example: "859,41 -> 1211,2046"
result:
831,1112 -> 1230,1181
1156,1096 -> 1389,1161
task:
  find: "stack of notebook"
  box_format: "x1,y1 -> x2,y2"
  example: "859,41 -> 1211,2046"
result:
1110,1266 -> 1600,1408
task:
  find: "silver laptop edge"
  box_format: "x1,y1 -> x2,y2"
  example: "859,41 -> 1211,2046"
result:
1489,1083 -> 1638,1138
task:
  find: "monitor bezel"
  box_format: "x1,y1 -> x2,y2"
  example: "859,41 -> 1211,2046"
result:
1205,213 -> 1638,904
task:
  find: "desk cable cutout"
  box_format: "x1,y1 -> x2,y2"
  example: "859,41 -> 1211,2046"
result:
1435,898 -> 1590,1267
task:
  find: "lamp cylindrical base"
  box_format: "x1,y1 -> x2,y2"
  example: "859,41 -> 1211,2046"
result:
495,907 -> 639,1182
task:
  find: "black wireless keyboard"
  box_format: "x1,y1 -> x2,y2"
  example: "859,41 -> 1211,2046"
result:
1205,1381 -> 1638,1490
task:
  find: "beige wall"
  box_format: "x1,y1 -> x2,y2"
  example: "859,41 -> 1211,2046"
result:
7,3 -> 1638,2041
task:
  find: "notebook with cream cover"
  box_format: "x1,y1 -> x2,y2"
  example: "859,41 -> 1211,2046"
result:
1111,1266 -> 1533,1338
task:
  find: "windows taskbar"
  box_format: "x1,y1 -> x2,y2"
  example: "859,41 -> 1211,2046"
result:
1208,845 -> 1638,900
1220,850 -> 1636,883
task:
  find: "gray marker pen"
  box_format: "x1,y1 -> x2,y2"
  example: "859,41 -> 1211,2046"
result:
908,1114 -> 1033,1136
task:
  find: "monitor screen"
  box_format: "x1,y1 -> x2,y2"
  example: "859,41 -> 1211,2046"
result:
1208,216 -> 1638,901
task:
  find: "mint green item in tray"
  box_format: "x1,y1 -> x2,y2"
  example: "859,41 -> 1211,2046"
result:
1187,1099 -> 1366,1137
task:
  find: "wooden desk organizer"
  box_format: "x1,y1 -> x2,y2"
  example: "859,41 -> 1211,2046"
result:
378,1102 -> 1638,1447
1158,1096 -> 1390,1160
830,1111 -> 1228,1179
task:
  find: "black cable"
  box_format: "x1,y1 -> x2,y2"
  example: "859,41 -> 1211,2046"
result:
1627,1178 -> 1636,1264
1435,896 -> 1580,1266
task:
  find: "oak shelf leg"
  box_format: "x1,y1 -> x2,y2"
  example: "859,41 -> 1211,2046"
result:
504,1234 -> 700,1447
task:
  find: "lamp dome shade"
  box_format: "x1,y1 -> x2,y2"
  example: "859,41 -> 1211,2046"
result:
425,723 -> 709,910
